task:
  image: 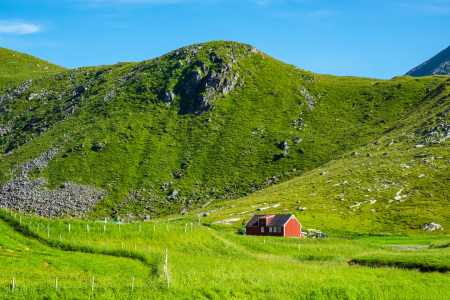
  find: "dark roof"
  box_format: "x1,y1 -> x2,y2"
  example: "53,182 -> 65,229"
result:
267,215 -> 294,227
245,215 -> 272,227
245,214 -> 296,227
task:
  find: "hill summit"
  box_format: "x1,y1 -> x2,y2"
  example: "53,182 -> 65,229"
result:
406,45 -> 450,77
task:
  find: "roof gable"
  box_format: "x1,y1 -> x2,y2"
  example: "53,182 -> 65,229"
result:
245,215 -> 274,227
246,214 -> 297,227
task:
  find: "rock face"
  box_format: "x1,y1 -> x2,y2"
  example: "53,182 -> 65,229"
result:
406,45 -> 450,76
422,222 -> 443,231
177,51 -> 241,113
0,148 -> 106,218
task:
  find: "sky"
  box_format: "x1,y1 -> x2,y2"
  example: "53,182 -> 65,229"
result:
0,0 -> 449,79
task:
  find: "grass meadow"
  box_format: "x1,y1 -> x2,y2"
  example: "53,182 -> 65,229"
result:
0,208 -> 449,299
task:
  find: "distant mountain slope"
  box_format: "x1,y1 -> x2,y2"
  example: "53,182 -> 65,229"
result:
0,41 -> 449,228
0,47 -> 67,87
406,45 -> 450,77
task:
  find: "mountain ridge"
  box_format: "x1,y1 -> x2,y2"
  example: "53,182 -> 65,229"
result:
406,45 -> 450,77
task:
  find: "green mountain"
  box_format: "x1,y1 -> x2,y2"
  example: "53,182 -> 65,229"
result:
0,41 -> 448,234
406,45 -> 450,76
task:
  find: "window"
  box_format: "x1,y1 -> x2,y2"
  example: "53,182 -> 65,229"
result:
261,227 -> 264,233
278,227 -> 281,233
269,227 -> 272,233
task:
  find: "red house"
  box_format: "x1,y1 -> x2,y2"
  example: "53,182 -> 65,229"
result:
245,214 -> 304,237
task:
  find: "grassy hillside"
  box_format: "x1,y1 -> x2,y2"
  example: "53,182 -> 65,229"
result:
0,208 -> 449,299
0,41 -> 449,232
0,47 -> 66,88
201,80 -> 450,235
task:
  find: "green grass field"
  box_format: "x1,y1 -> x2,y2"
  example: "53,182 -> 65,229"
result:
0,208 -> 448,299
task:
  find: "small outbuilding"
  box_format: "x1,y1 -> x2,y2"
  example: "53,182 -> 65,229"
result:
245,214 -> 304,237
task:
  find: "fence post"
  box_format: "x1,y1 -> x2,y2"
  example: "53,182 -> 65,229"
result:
134,244 -> 136,250
60,234 -> 62,242
131,277 -> 134,291
47,225 -> 50,238
164,249 -> 169,288
88,240 -> 90,248
87,225 -> 89,232
11,277 -> 14,293
37,224 -> 39,232
92,276 -> 94,292
55,277 -> 58,290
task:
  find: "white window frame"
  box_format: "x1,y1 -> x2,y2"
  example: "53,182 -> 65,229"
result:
269,227 -> 272,233
261,227 -> 264,233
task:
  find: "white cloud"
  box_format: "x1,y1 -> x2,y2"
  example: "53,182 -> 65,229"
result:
0,21 -> 42,35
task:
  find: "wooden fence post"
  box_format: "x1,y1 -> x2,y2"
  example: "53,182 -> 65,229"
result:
164,249 -> 169,288
131,277 -> 134,291
87,225 -> 89,232
134,244 -> 136,250
55,277 -> 58,290
92,276 -> 94,292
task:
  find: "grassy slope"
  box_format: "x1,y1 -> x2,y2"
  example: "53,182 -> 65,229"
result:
0,41 -> 449,231
0,213 -> 164,299
201,76 -> 450,235
0,47 -> 66,88
0,209 -> 449,299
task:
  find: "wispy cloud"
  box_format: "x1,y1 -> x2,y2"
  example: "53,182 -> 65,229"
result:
0,21 -> 42,35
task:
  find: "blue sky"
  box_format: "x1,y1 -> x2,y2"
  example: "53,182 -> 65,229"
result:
0,0 -> 449,79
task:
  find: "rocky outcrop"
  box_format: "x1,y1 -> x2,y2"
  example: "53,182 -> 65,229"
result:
299,87 -> 315,110
0,148 -> 106,218
178,52 -> 241,113
422,222 -> 443,231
